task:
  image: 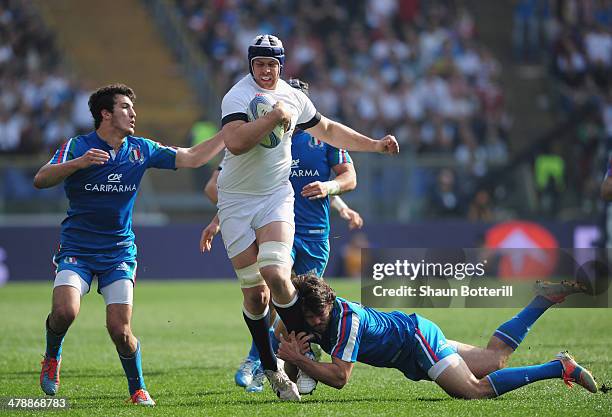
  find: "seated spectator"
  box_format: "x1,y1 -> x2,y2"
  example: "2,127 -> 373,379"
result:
427,168 -> 465,217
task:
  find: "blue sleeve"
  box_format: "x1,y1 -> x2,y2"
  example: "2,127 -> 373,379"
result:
326,144 -> 352,167
142,138 -> 177,170
330,301 -> 364,363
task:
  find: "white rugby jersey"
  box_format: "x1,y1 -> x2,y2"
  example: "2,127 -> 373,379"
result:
218,74 -> 320,195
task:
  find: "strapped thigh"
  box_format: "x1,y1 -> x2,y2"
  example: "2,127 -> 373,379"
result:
257,241 -> 293,268
235,263 -> 265,288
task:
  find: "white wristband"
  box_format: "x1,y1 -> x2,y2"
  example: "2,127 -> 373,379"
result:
323,180 -> 341,196
331,196 -> 349,211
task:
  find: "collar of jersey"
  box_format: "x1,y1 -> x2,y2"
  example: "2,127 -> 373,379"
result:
92,131 -> 129,152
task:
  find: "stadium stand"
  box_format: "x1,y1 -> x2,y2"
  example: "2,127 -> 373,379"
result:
171,0 -> 513,219
537,0 -> 610,218
1,0 -> 608,222
0,0 -> 88,155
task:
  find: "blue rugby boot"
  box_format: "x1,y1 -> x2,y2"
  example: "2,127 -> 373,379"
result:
234,357 -> 260,387
40,355 -> 61,395
556,351 -> 597,393
246,363 -> 265,393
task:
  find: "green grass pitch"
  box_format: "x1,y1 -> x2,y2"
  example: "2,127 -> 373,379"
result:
0,279 -> 610,416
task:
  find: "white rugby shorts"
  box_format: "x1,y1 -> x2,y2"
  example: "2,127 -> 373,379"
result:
217,185 -> 295,259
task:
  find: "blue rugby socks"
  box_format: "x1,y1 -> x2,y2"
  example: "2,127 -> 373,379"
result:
45,315 -> 66,359
247,340 -> 259,360
118,341 -> 146,395
493,296 -> 555,350
269,327 -> 280,353
486,360 -> 563,396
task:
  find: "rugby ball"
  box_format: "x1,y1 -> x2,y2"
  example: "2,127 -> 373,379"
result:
247,94 -> 285,149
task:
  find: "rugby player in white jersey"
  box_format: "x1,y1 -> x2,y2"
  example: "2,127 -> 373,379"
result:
217,34 -> 398,401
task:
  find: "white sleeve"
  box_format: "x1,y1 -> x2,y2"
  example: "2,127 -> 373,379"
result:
221,90 -> 249,121
295,90 -> 318,125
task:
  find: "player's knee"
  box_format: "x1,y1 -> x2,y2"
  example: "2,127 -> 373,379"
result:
257,241 -> 292,271
495,354 -> 508,371
51,304 -> 78,327
243,287 -> 269,308
107,323 -> 132,347
236,263 -> 265,289
263,270 -> 291,295
486,350 -> 508,372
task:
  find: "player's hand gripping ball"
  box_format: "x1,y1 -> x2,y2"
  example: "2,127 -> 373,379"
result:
247,94 -> 285,149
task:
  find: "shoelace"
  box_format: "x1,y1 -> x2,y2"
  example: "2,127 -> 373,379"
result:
41,358 -> 59,380
240,359 -> 257,372
562,373 -> 575,388
276,372 -> 293,388
560,356 -> 577,388
129,390 -> 149,403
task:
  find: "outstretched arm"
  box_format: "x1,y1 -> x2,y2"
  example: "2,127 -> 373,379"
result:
278,332 -> 354,389
33,148 -> 110,189
306,115 -> 399,154
175,133 -> 225,169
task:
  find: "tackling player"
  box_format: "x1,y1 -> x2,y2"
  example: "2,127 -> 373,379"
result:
278,274 -> 597,399
215,34 -> 398,401
35,84 -> 225,406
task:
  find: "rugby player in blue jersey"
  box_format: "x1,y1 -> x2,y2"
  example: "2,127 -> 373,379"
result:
278,274 -> 597,398
201,79 -> 363,395
34,84 -> 225,406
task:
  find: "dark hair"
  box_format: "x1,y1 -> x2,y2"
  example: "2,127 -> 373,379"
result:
88,84 -> 136,129
292,273 -> 336,315
288,78 -> 309,96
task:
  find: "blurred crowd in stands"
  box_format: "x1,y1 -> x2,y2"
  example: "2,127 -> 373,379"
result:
0,0 -> 92,155
175,0 -> 512,219
512,0 -> 611,217
4,0 -> 609,222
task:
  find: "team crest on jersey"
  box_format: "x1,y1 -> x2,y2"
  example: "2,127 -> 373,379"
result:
308,137 -> 324,149
128,145 -> 145,164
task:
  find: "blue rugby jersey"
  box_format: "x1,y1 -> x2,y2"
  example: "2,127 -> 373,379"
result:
50,131 -> 176,257
290,130 -> 352,240
316,297 -> 417,369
